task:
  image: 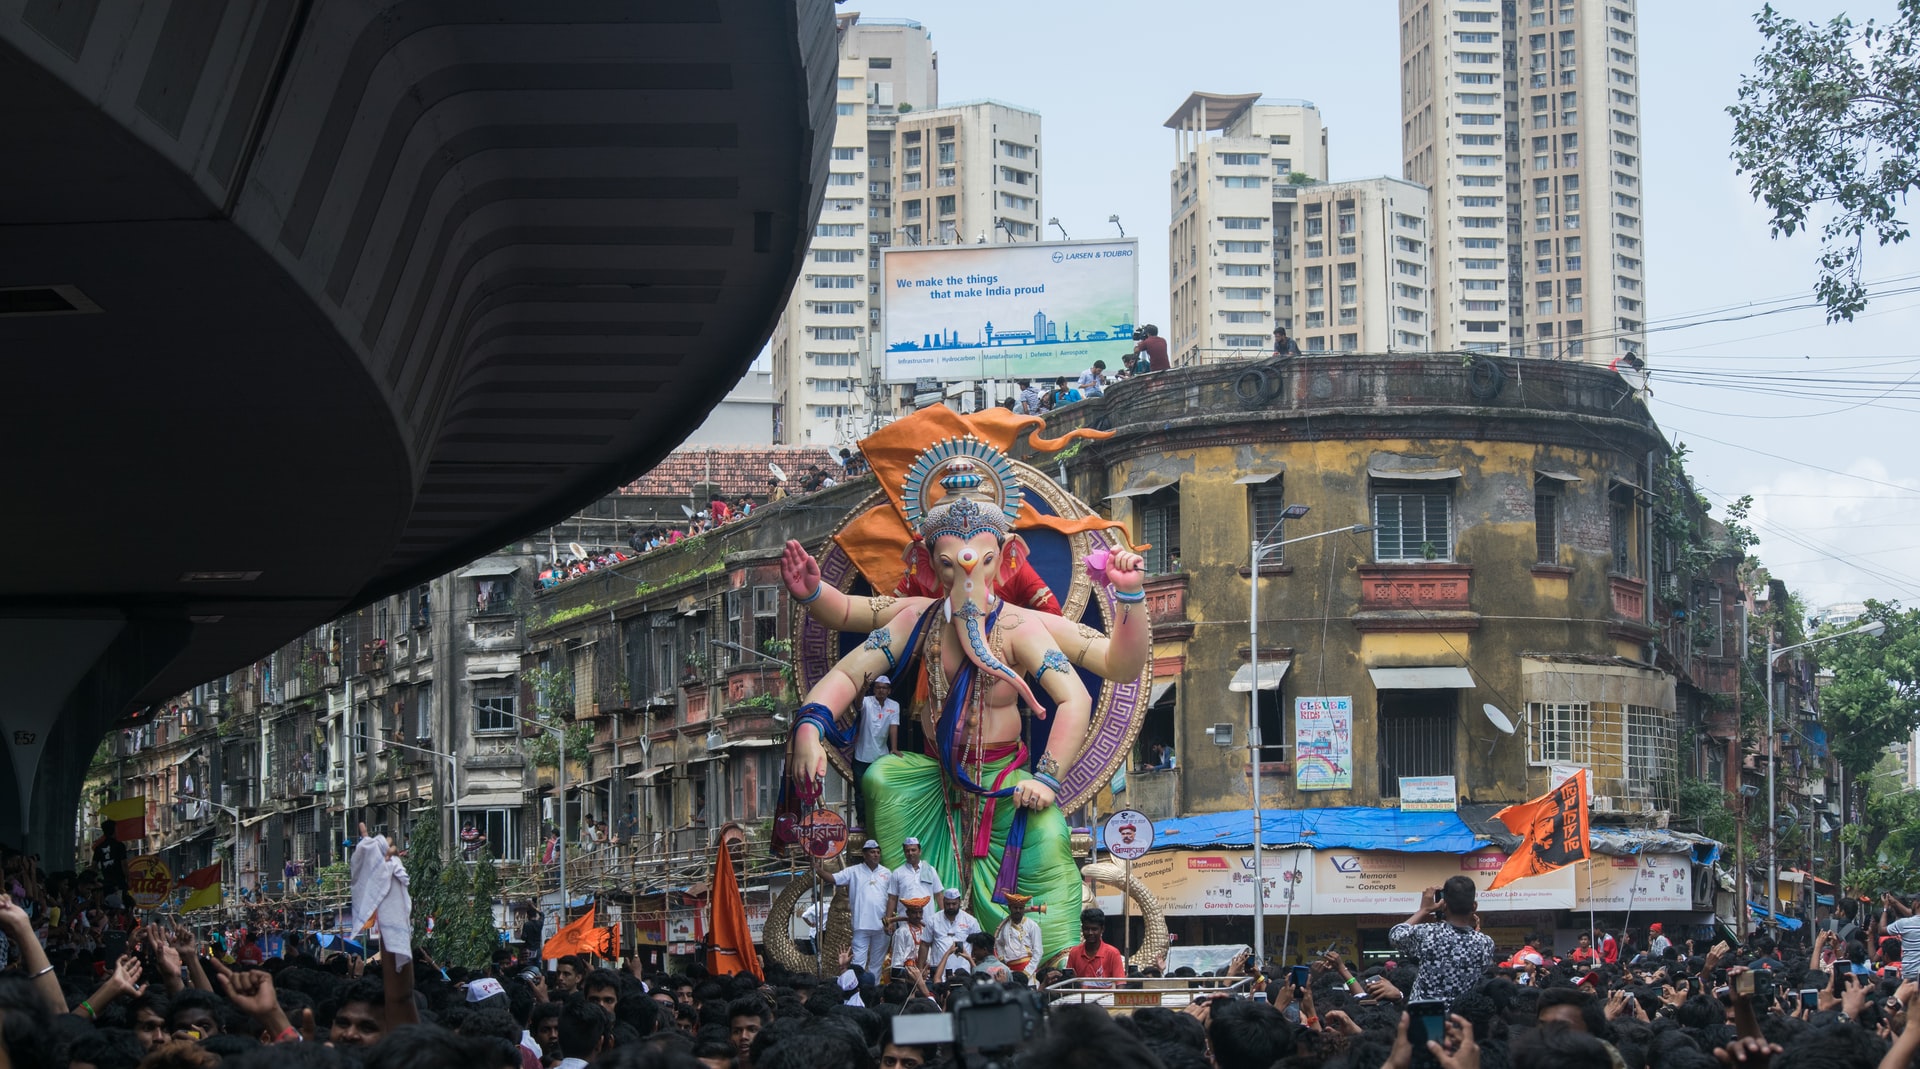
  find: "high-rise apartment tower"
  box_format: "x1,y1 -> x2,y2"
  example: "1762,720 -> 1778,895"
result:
768,17 -> 1042,447
1399,0 -> 1644,361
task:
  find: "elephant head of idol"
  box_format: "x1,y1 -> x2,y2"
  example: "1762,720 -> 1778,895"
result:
906,440 -> 1043,712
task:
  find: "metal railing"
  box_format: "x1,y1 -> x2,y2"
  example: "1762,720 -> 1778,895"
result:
1045,974 -> 1254,1014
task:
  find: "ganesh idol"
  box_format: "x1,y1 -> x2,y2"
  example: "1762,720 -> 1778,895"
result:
776,405 -> 1153,961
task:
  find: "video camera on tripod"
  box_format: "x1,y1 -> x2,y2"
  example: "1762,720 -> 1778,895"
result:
890,971 -> 1046,1069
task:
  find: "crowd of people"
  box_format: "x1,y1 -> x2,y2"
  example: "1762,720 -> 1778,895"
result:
6,838 -> 1917,1069
537,495 -> 774,591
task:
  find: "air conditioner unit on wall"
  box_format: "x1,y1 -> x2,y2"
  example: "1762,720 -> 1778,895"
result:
1591,795 -> 1616,813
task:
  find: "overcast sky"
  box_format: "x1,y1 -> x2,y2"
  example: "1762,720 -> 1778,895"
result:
834,0 -> 1918,613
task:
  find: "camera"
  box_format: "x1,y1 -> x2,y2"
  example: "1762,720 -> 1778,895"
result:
891,973 -> 1045,1068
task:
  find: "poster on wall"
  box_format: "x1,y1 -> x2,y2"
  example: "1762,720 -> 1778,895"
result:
1573,852 -> 1692,910
1094,849 -> 1313,916
1294,697 -> 1354,791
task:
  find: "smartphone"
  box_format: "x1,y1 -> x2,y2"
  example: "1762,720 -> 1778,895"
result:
1409,1001 -> 1450,1047
1733,971 -> 1757,998
1290,965 -> 1311,990
1800,988 -> 1819,1010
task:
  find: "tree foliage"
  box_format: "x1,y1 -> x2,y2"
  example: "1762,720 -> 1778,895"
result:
404,813 -> 502,969
1838,750 -> 1920,894
1815,600 -> 1920,773
1729,2 -> 1920,320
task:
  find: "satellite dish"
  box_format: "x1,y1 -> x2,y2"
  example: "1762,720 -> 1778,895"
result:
568,542 -> 587,560
1483,704 -> 1516,735
680,504 -> 695,519
769,462 -> 788,482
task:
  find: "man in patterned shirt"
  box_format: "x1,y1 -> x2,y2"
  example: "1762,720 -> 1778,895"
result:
1389,875 -> 1494,1007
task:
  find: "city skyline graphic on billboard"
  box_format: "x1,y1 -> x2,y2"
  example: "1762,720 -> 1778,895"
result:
881,238 -> 1139,383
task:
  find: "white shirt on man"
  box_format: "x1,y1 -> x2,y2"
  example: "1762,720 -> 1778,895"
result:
890,860 -> 944,902
1077,368 -> 1105,397
890,920 -> 931,970
854,696 -> 899,763
832,861 -> 894,931
995,916 -> 1043,967
924,908 -> 981,972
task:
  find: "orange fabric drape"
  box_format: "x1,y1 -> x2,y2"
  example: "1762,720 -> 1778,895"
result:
832,406 -> 1137,594
1488,769 -> 1591,890
706,843 -> 763,980
542,907 -> 612,960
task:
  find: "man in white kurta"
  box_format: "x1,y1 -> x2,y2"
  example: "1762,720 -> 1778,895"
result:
992,892 -> 1043,975
923,888 -> 982,978
823,839 -> 893,975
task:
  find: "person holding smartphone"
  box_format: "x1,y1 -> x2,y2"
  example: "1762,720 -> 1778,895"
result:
1390,878 -> 1495,1008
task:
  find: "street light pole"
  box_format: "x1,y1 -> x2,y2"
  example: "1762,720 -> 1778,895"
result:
1245,518 -> 1373,961
347,733 -> 459,848
1764,620 -> 1885,929
177,794 -> 241,911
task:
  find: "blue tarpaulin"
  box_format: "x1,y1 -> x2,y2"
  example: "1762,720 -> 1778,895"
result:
1748,901 -> 1804,930
1804,725 -> 1830,761
1587,825 -> 1722,867
1095,806 -> 1723,863
1093,806 -> 1485,853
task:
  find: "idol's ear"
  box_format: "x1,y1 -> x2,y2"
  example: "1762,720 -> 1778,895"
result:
900,539 -> 936,593
1002,533 -> 1029,574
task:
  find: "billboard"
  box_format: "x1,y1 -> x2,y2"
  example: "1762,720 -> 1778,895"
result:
880,239 -> 1139,384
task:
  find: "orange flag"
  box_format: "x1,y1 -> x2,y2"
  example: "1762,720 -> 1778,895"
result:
542,907 -> 612,960
706,841 -> 762,980
1488,768 -> 1591,890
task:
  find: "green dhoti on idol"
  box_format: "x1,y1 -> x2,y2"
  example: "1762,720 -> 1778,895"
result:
777,407 -> 1155,967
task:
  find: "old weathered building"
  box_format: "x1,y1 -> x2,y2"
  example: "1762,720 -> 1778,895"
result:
1033,356 -> 1734,956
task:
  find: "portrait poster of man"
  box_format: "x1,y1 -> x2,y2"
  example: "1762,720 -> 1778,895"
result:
1488,768 -> 1590,889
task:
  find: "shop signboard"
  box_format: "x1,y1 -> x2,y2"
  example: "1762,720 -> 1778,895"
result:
1100,849 -> 1313,916
1573,852 -> 1691,911
1310,848 -> 1575,914
1398,776 -> 1457,812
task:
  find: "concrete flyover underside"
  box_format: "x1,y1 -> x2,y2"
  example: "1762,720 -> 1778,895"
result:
0,0 -> 838,860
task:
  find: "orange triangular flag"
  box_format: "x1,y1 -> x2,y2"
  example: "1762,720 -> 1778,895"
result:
1488,769 -> 1591,890
542,907 -> 612,960
706,841 -> 763,980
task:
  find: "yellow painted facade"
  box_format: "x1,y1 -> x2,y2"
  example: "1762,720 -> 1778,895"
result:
1041,357 -> 1677,820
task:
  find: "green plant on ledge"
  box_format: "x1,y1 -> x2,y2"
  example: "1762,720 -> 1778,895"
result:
733,693 -> 778,716
527,721 -> 594,768
763,638 -> 799,701
539,602 -> 603,629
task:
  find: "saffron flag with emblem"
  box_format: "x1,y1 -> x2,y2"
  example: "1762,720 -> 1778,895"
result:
100,797 -> 147,841
706,839 -> 762,980
1487,768 -> 1590,890
542,907 -> 611,961
178,863 -> 222,911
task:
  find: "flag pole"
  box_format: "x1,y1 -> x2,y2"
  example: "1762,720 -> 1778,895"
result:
1587,856 -> 1597,962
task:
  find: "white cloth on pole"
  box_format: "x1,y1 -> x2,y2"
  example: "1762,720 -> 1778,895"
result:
350,834 -> 414,966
